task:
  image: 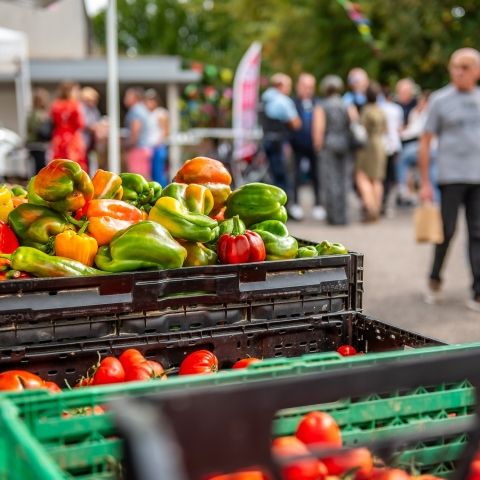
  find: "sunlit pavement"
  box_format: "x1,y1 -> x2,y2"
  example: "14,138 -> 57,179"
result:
288,190 -> 477,344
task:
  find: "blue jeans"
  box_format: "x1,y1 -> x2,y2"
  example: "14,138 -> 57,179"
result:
396,140 -> 440,202
151,145 -> 168,186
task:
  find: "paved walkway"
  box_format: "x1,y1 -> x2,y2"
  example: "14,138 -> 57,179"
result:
288,196 -> 478,344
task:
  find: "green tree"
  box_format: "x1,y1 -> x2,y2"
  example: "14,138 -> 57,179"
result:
92,0 -> 480,89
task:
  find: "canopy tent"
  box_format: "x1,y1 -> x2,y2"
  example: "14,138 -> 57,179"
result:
0,27 -> 31,139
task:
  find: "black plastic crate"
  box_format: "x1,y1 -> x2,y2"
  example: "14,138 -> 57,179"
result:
0,252 -> 363,347
0,312 -> 441,386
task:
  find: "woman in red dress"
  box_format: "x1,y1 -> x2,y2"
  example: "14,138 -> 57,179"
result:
50,82 -> 88,171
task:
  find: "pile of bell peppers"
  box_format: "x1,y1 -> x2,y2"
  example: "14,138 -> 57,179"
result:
0,157 -> 348,279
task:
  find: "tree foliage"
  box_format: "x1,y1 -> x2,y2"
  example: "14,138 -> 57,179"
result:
92,0 -> 480,88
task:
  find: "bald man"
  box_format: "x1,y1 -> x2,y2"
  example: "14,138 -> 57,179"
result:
419,48 -> 480,309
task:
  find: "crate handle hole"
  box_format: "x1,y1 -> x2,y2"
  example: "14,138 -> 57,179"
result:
65,368 -> 76,374
47,370 -> 58,375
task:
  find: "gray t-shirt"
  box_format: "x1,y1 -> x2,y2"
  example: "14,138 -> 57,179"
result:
424,84 -> 480,184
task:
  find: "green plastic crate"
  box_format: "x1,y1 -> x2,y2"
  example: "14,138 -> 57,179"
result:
0,342 -> 479,480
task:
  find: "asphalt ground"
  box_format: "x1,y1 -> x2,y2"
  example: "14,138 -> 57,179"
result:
287,189 -> 477,344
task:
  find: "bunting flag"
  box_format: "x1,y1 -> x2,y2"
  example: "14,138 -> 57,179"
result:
336,0 -> 380,49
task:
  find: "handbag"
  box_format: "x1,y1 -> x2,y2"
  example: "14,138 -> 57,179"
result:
414,203 -> 444,244
349,121 -> 367,150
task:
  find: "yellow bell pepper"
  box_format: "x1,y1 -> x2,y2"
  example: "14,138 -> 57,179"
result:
54,222 -> 98,267
0,186 -> 14,222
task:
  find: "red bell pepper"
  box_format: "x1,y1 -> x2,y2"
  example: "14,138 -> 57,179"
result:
217,215 -> 266,264
0,221 -> 19,254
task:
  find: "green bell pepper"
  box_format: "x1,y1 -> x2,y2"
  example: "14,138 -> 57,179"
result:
94,221 -> 186,272
148,196 -> 218,243
149,181 -> 162,204
250,220 -> 298,261
316,240 -> 349,256
120,173 -> 153,208
224,183 -> 288,226
296,246 -> 318,258
1,246 -> 103,277
181,241 -> 218,267
8,204 -> 75,253
161,182 -> 214,215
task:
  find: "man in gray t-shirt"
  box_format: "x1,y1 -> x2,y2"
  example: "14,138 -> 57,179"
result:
419,48 -> 480,309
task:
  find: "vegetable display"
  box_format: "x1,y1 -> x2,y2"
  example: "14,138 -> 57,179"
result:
0,156 -> 349,279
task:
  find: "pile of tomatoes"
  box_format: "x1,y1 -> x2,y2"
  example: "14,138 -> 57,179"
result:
0,348 -> 261,392
207,411 -> 444,480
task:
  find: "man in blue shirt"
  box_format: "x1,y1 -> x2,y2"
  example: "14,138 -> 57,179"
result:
261,73 -> 301,200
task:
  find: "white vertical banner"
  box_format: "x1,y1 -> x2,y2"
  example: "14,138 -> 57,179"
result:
232,42 -> 262,161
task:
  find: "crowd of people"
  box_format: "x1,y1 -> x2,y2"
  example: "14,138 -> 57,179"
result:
260,67 -> 437,225
26,82 -> 169,185
261,47 -> 480,311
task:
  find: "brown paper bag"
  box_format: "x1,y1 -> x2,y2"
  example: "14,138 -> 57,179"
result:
414,203 -> 444,244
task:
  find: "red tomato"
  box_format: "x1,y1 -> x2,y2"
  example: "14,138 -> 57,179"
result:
0,370 -> 45,391
322,448 -> 373,478
336,345 -> 358,356
125,361 -> 166,382
44,381 -> 62,393
92,357 -> 125,385
468,460 -> 480,480
295,411 -> 342,448
374,469 -> 411,480
119,349 -> 145,369
179,350 -> 219,375
232,358 -> 260,369
272,436 -> 326,480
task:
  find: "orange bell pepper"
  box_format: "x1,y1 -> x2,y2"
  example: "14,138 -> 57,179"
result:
54,223 -> 98,267
92,169 -> 123,200
87,217 -> 133,246
174,156 -> 232,185
85,199 -> 144,246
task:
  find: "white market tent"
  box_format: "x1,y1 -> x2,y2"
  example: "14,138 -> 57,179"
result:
0,27 -> 32,140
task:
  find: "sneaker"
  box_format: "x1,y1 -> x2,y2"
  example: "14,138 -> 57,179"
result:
466,297 -> 480,312
312,205 -> 327,221
424,279 -> 443,305
288,204 -> 304,221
